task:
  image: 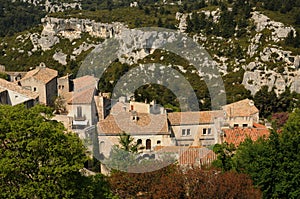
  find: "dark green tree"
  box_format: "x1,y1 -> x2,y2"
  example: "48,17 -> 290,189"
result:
235,109 -> 300,198
254,86 -> 278,118
0,105 -> 111,198
212,142 -> 236,172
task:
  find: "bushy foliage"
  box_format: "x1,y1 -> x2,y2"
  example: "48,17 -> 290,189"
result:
109,165 -> 261,198
0,0 -> 46,36
0,105 -> 111,198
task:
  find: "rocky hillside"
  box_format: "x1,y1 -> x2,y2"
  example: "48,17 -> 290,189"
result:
0,0 -> 300,115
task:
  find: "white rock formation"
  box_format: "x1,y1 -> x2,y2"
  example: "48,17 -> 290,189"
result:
53,51 -> 67,65
251,11 -> 295,42
30,17 -> 127,51
243,69 -> 300,95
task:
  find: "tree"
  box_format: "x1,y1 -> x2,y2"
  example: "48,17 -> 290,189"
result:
212,142 -> 236,171
254,86 -> 278,118
234,109 -> 300,198
186,168 -> 262,199
118,132 -> 143,152
0,105 -> 111,198
103,132 -> 144,172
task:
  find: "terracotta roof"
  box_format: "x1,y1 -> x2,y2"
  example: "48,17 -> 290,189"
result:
179,147 -> 216,165
110,101 -> 130,115
223,123 -> 270,147
21,67 -> 58,84
98,112 -> 169,135
0,78 -> 39,99
67,75 -> 99,104
168,110 -> 224,125
154,146 -> 217,166
68,87 -> 95,104
73,75 -> 98,92
222,99 -> 258,117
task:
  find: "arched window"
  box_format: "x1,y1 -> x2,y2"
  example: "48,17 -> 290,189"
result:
146,139 -> 151,150
137,139 -> 142,145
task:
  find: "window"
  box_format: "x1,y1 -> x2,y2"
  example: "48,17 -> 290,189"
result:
146,139 -> 151,150
182,129 -> 186,136
234,124 -> 239,128
182,128 -> 191,136
33,87 -> 37,92
137,139 -> 142,145
203,128 -> 207,135
187,129 -> 191,136
243,124 -> 248,128
157,140 -> 161,145
208,128 -> 212,135
77,106 -> 82,118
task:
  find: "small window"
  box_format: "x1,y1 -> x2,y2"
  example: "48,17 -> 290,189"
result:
157,140 -> 161,145
137,139 -> 142,145
243,124 -> 248,128
33,87 -> 37,92
15,95 -> 18,98
203,128 -> 207,135
234,124 -> 239,128
77,106 -> 82,118
182,129 -> 186,136
187,129 -> 191,136
208,128 -> 212,135
146,139 -> 151,150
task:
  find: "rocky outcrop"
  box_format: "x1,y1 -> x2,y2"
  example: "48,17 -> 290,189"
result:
31,17 -> 127,51
53,51 -> 67,65
45,0 -> 81,13
243,68 -> 300,95
251,11 -> 295,42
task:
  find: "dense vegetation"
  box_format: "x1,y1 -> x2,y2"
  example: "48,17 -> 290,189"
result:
0,105 -> 111,198
0,0 -> 46,37
213,109 -> 300,198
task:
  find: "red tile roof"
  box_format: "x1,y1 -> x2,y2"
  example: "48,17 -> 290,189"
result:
98,112 -> 169,135
179,147 -> 216,166
223,123 -> 270,147
168,110 -> 224,125
21,67 -> 58,84
68,88 -> 96,104
68,75 -> 99,104
154,146 -> 217,166
222,99 -> 258,117
73,75 -> 98,91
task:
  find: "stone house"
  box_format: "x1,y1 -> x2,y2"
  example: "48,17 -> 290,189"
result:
168,111 -> 225,147
97,100 -> 171,158
221,98 -> 259,128
0,78 -> 39,108
67,75 -> 99,129
18,66 -> 58,106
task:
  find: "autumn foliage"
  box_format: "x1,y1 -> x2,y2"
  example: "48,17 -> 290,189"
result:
108,165 -> 262,199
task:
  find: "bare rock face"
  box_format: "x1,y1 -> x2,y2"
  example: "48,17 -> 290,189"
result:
41,17 -> 126,40
30,17 -> 127,51
176,12 -> 189,33
251,11 -> 295,42
53,51 -> 67,65
243,69 -> 300,95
